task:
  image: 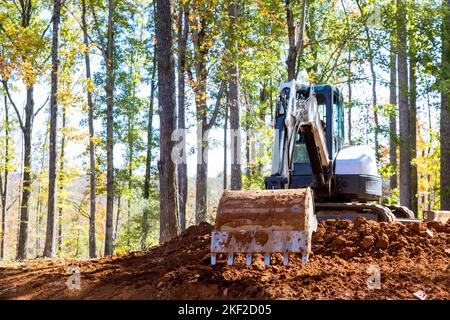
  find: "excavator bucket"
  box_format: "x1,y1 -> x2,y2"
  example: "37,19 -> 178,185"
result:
211,188 -> 317,266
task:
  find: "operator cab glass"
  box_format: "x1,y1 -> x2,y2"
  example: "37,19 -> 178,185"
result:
332,90 -> 344,155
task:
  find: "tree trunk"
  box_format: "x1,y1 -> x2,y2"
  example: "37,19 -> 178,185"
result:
440,0 -> 450,209
356,0 -> 378,158
193,20 -> 208,224
114,194 -> 121,243
245,96 -> 251,183
195,154 -> 208,223
126,53 -> 135,244
409,48 -> 418,216
34,125 -> 48,257
14,4 -> 35,261
16,86 -> 34,260
223,103 -> 228,190
389,38 -> 398,189
104,0 -> 115,256
194,77 -> 208,223
397,0 -> 411,209
157,0 -> 179,242
143,60 -> 156,201
286,0 -> 296,81
0,95 -> 9,259
285,0 -> 307,80
82,0 -> 97,258
142,59 -> 155,248
190,6 -> 225,223
228,2 -> 242,191
57,107 -> 66,254
177,5 -> 189,231
44,0 -> 61,259
347,48 -> 352,145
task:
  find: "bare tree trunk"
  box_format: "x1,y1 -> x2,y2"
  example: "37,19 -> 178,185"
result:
104,0 -> 116,256
157,0 -> 179,242
227,2 -> 242,191
286,0 -> 296,80
12,3 -> 35,261
0,95 -> 9,259
244,93 -> 252,183
440,0 -> 450,209
223,103 -> 228,190
285,0 -> 307,80
347,48 -> 352,145
192,18 -> 209,224
126,53 -> 135,244
193,80 -> 225,223
397,0 -> 411,209
177,5 -> 189,231
75,211 -> 81,257
195,151 -> 208,223
114,194 -> 121,243
82,0 -> 97,258
245,112 -> 251,183
409,48 -> 418,216
425,82 -> 433,211
16,87 -> 34,260
190,6 -> 225,223
44,0 -> 61,259
57,107 -> 66,255
356,0 -> 378,158
389,38 -> 398,189
34,126 -> 48,257
142,32 -> 156,249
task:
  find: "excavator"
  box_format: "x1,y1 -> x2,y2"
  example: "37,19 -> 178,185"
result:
211,80 -> 418,267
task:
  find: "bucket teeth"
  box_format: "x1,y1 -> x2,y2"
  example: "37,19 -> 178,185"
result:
227,254 -> 234,265
246,254 -> 252,266
283,253 -> 289,266
264,254 -> 271,266
211,254 -> 216,265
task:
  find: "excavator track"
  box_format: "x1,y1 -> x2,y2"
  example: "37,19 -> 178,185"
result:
315,202 -> 396,222
386,205 -> 415,219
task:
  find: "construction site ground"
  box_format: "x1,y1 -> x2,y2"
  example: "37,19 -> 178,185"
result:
0,217 -> 449,300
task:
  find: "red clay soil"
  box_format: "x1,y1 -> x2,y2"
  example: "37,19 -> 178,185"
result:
0,217 -> 449,300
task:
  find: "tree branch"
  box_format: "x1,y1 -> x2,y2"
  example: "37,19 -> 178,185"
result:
1,81 -> 24,131
90,2 -> 107,59
6,196 -> 17,212
205,79 -> 226,131
33,95 -> 49,117
63,2 -> 97,49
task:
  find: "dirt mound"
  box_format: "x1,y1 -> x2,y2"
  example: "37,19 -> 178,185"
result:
313,217 -> 450,259
0,219 -> 449,300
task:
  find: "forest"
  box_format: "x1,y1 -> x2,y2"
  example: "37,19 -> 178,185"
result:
0,0 -> 448,262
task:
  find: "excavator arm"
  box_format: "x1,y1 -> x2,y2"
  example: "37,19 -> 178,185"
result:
266,81 -> 332,195
297,89 -> 332,197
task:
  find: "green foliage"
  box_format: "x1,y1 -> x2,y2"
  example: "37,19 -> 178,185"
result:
381,187 -> 399,205
114,196 -> 159,254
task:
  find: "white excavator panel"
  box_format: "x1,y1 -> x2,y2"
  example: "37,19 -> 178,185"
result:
335,145 -> 379,176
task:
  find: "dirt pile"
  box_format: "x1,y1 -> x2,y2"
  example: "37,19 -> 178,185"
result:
313,217 -> 450,259
0,218 -> 449,300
